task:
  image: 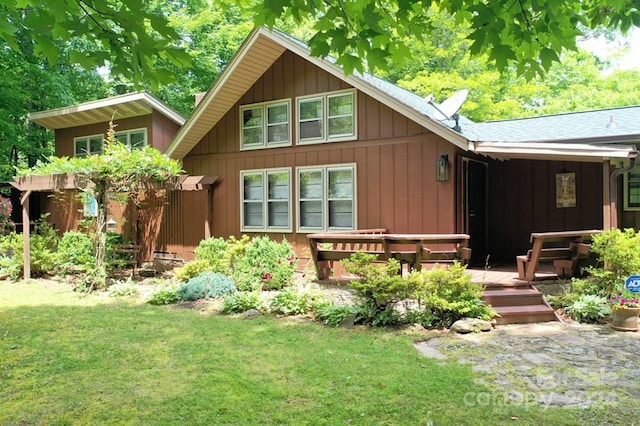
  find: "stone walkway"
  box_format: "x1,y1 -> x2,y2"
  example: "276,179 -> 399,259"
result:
414,322 -> 640,408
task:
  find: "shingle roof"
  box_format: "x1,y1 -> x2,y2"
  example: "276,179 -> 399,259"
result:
464,105 -> 640,143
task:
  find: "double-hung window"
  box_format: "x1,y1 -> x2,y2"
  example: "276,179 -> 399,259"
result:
115,128 -> 146,150
297,164 -> 356,231
625,167 -> 640,210
297,89 -> 356,144
74,134 -> 103,157
241,168 -> 292,232
240,100 -> 291,150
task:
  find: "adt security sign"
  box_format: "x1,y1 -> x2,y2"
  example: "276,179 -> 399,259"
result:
625,275 -> 640,293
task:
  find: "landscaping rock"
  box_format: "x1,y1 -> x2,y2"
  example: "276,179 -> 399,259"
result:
450,318 -> 493,333
243,309 -> 262,318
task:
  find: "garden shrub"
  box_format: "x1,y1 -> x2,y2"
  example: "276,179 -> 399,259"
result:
146,283 -> 181,305
108,277 -> 139,297
222,291 -> 262,313
315,302 -> 355,327
0,196 -> 13,234
194,237 -> 231,274
0,218 -> 59,279
565,294 -> 611,323
342,252 -> 415,326
175,259 -> 213,283
268,286 -> 324,315
177,271 -> 236,301
588,228 -> 640,296
56,230 -> 95,274
414,262 -> 495,327
233,236 -> 297,291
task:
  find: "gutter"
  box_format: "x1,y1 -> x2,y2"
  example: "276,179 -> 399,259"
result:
610,150 -> 639,229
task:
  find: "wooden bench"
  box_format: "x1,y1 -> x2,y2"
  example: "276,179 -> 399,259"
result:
308,231 -> 471,280
516,230 -> 601,281
308,229 -> 388,280
108,244 -> 141,272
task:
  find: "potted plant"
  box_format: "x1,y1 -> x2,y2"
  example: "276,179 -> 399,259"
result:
609,290 -> 640,331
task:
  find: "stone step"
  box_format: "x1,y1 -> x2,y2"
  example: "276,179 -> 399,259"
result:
492,304 -> 557,325
482,288 -> 545,307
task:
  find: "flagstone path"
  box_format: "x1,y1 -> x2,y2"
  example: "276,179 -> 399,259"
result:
414,322 -> 640,408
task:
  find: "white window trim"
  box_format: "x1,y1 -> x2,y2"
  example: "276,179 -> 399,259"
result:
73,133 -> 104,157
240,167 -> 293,232
624,168 -> 640,211
296,163 -> 357,233
239,99 -> 292,151
297,89 -> 357,145
114,127 -> 147,149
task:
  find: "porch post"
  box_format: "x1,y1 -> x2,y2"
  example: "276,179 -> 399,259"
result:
204,188 -> 212,239
603,161 -> 611,230
21,190 -> 32,279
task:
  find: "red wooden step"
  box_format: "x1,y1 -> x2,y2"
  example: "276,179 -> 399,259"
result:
482,288 -> 544,307
492,304 -> 557,325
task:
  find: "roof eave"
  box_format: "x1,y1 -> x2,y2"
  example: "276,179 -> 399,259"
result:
473,141 -> 637,162
28,91 -> 185,130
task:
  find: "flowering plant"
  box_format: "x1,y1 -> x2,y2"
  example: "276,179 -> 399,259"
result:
609,291 -> 640,310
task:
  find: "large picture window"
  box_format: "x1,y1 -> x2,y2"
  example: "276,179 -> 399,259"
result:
240,100 -> 291,150
625,167 -> 640,210
74,134 -> 104,157
297,164 -> 356,231
241,168 -> 292,232
297,90 -> 356,144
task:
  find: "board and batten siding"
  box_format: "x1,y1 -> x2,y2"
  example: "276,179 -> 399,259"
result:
180,50 -> 459,262
487,159 -> 604,262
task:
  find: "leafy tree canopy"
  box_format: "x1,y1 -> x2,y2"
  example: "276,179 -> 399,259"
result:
244,0 -> 640,77
0,0 -> 191,88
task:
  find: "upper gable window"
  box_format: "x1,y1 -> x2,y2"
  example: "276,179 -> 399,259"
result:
297,89 -> 356,144
74,134 -> 104,157
240,99 -> 291,150
115,128 -> 147,150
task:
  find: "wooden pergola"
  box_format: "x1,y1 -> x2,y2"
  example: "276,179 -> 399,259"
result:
10,173 -> 217,279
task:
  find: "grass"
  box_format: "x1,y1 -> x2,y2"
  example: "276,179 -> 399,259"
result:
0,279 -> 624,425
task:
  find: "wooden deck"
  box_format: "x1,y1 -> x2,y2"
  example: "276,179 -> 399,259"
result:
468,264 -> 561,287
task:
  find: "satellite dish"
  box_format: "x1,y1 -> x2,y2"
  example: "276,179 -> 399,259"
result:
426,89 -> 469,120
425,89 -> 469,132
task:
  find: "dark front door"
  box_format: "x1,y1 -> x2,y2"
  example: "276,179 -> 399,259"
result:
463,159 -> 488,266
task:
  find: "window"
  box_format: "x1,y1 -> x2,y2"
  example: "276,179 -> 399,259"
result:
115,128 -> 146,150
297,164 -> 356,231
74,134 -> 103,157
240,100 -> 291,150
297,90 -> 356,144
241,168 -> 292,232
81,192 -> 98,217
625,167 -> 640,210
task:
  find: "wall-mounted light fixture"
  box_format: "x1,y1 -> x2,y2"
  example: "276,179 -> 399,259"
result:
436,154 -> 449,182
107,218 -> 117,231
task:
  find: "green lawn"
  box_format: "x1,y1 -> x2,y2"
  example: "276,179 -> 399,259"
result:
0,280 -> 617,425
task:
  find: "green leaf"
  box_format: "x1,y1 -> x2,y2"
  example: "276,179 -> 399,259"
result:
539,47 -> 560,71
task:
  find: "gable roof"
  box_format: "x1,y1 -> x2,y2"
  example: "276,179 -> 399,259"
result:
166,26 -> 637,162
166,27 -> 469,159
28,91 -> 185,130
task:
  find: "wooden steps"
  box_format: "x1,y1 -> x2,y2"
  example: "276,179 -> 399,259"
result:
482,286 -> 558,325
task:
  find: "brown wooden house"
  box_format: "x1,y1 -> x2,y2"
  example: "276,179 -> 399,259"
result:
23,28 -> 640,270
163,27 -> 638,267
